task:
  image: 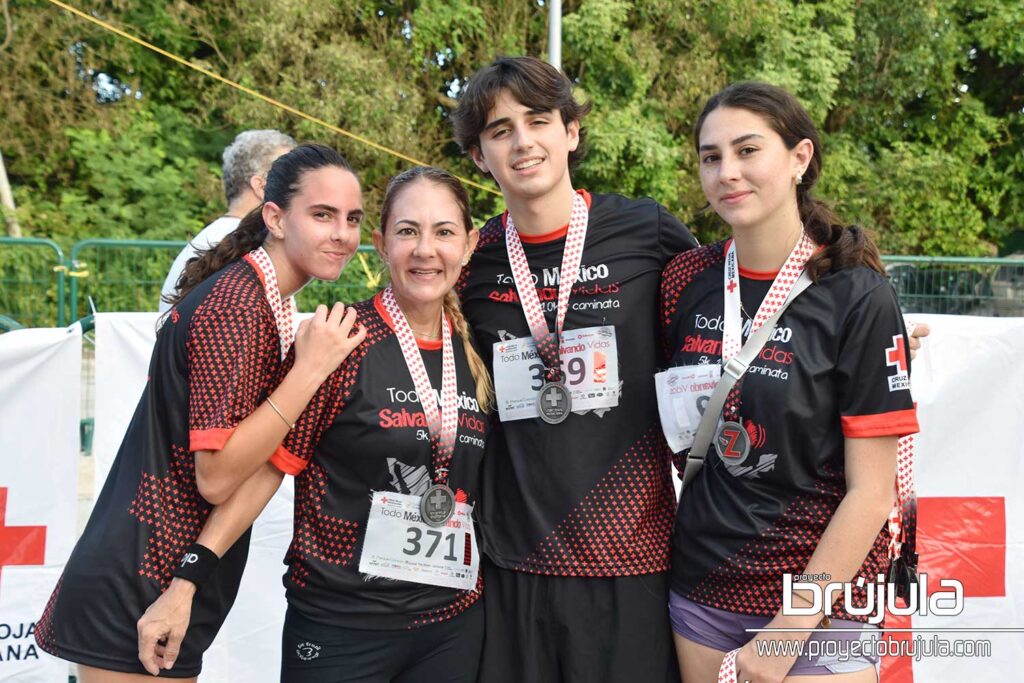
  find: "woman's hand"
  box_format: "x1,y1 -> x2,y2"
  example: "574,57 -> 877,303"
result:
733,613 -> 812,683
293,302 -> 367,382
137,578 -> 196,675
907,321 -> 930,360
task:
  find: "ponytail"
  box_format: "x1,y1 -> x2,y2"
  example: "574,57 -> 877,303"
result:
444,289 -> 493,414
800,190 -> 884,280
165,208 -> 268,307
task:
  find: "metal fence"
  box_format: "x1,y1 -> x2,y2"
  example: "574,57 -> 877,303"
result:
64,240 -> 386,320
0,236 -> 67,327
68,239 -> 183,321
3,238 -> 1024,327
882,255 -> 1024,317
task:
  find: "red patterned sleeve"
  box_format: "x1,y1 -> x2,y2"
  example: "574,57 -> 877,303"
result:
270,345 -> 368,475
187,277 -> 280,453
270,371 -> 342,475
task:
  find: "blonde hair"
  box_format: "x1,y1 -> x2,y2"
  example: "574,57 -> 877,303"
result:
380,167 -> 493,413
443,289 -> 493,413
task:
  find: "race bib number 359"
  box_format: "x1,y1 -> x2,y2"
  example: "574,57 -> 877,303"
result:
492,325 -> 619,422
359,491 -> 479,591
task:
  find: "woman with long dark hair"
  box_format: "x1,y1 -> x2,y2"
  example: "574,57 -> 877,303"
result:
661,83 -> 919,682
36,143 -> 368,681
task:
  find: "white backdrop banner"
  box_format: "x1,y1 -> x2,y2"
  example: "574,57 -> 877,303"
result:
93,312 -> 291,681
0,325 -> 80,682
878,314 -> 1024,681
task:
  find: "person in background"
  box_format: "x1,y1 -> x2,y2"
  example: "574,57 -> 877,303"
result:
159,129 -> 296,312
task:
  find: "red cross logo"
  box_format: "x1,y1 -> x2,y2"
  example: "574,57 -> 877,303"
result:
880,496 -> 1005,682
727,280 -> 738,293
886,335 -> 908,373
0,487 -> 47,595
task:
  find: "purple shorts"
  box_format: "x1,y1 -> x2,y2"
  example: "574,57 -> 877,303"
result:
669,591 -> 880,676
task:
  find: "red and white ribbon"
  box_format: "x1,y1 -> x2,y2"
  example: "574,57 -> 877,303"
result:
889,434 -> 917,557
718,648 -> 740,682
505,192 -> 589,379
381,286 -> 458,485
248,247 -> 298,359
722,232 -> 815,363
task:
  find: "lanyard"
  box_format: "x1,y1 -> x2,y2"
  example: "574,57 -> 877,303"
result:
380,287 -> 458,485
504,192 -> 589,380
721,232 -> 815,363
247,247 -> 298,359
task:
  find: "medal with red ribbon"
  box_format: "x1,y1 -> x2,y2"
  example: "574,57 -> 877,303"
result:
504,192 -> 589,424
715,231 -> 815,464
381,286 -> 459,526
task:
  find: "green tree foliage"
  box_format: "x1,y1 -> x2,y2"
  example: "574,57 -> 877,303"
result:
1,0 -> 1021,256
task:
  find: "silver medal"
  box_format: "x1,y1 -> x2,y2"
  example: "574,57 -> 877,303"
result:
420,483 -> 456,527
714,420 -> 750,464
537,381 -> 572,424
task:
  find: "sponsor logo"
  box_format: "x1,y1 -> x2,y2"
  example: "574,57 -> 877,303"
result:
296,641 -> 321,661
885,335 -> 911,392
179,552 -> 198,568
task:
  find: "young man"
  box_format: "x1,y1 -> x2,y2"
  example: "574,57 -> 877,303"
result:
452,56 -> 697,683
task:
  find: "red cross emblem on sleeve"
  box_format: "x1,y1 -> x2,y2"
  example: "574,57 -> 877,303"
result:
886,335 -> 909,373
0,487 -> 47,596
880,496 -> 1006,682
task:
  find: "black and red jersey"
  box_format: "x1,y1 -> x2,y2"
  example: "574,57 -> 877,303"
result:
661,240 -> 919,621
271,294 -> 488,630
456,191 -> 698,577
36,256 -> 290,675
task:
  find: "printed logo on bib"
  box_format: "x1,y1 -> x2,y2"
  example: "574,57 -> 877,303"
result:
885,335 -> 911,392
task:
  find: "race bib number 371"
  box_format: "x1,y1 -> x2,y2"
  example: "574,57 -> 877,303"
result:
492,325 -> 619,422
359,491 -> 479,591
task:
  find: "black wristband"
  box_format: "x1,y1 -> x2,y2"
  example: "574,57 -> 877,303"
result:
171,543 -> 219,588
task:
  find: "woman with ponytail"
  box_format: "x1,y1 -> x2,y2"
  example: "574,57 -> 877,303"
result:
37,143 -> 368,682
134,166 -> 491,682
659,83 -> 920,682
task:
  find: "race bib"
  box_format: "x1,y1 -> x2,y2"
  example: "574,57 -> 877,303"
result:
492,325 -> 620,422
655,364 -> 721,453
359,491 -> 479,591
